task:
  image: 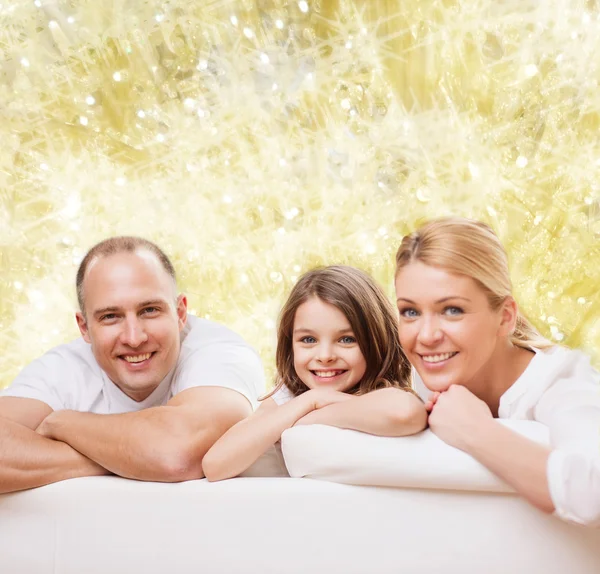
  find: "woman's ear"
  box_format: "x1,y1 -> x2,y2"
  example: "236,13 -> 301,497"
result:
498,296 -> 518,337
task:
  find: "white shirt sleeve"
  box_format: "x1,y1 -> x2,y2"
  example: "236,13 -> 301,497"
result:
1,350 -> 69,411
534,350 -> 600,527
172,343 -> 265,409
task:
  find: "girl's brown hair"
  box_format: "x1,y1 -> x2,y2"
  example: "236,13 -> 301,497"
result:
395,217 -> 552,351
266,265 -> 415,399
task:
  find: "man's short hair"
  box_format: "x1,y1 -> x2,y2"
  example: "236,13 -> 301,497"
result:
76,236 -> 177,313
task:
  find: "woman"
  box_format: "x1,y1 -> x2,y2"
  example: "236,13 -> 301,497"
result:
394,216 -> 600,527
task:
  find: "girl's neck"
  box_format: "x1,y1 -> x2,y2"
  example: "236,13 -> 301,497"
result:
468,341 -> 535,417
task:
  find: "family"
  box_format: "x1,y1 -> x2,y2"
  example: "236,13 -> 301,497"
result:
1,217 -> 598,528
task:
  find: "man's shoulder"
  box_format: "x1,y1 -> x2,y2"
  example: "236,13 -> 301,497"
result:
182,314 -> 254,350
21,337 -> 101,380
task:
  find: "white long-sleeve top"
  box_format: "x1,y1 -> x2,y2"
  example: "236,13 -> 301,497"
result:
414,345 -> 600,527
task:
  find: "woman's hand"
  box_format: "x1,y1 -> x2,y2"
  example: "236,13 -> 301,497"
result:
428,385 -> 494,451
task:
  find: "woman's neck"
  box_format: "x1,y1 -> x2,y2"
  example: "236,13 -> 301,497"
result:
469,342 -> 535,417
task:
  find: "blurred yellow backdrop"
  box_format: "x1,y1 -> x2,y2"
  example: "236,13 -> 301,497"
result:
1,0 -> 599,388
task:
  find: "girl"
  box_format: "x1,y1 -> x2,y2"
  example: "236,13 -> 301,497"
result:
203,265 -> 427,481
394,216 -> 600,527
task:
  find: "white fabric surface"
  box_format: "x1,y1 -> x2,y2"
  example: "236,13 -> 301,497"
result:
282,421 -> 549,492
413,345 -> 600,526
1,476 -> 599,574
0,314 -> 265,412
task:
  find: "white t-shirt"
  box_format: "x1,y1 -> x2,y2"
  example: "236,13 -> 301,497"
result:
1,315 -> 265,413
414,345 -> 600,527
271,384 -> 295,406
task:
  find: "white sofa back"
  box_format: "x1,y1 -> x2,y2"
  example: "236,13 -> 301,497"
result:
1,475 -> 599,574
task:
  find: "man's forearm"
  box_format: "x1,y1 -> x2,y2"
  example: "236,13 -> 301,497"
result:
39,407 -> 205,482
0,417 -> 109,494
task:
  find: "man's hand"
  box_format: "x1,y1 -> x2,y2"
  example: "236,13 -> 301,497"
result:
428,385 -> 494,451
30,387 -> 252,482
36,410 -> 64,439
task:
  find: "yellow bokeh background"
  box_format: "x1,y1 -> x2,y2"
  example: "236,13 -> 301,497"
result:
1,0 -> 599,389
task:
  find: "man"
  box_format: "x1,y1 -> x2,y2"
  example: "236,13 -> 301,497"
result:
0,237 -> 265,493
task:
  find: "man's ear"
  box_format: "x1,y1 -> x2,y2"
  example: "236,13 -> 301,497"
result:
76,312 -> 92,343
498,296 -> 518,338
176,294 -> 188,331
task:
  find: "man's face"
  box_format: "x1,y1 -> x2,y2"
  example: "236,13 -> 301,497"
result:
76,249 -> 187,402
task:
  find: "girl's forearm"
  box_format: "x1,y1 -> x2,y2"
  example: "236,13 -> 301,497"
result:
202,395 -> 315,481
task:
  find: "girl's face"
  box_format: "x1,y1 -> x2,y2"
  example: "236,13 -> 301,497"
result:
292,297 -> 367,393
394,261 -> 511,393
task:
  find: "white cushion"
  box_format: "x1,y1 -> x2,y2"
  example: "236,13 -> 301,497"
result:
281,420 -> 549,492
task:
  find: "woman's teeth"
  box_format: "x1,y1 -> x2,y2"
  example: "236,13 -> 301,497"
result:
421,352 -> 457,364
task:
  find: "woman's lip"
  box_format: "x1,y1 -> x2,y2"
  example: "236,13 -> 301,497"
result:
417,352 -> 458,369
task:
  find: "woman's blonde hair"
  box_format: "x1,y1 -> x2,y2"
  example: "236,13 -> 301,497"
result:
395,217 -> 552,351
265,265 -> 415,399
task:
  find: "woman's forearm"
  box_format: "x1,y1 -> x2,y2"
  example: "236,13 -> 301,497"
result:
465,420 -> 554,513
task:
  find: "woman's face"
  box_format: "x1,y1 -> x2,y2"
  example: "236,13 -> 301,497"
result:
394,261 -> 510,393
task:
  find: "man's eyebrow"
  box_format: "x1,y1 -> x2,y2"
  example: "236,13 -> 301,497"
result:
396,296 -> 472,304
92,300 -> 168,317
138,299 -> 168,308
93,306 -> 121,317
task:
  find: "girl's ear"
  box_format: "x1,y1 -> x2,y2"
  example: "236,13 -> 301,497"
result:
498,296 -> 518,337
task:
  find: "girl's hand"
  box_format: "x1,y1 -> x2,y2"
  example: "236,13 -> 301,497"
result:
304,388 -> 353,410
428,385 -> 493,452
425,391 -> 440,413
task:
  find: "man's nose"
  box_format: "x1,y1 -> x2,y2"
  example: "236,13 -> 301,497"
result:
417,315 -> 443,346
120,317 -> 149,348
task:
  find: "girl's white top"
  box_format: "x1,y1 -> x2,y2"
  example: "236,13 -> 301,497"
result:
413,345 -> 600,527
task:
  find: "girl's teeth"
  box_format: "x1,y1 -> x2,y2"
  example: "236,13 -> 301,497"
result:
422,353 -> 456,364
124,353 -> 151,363
314,371 -> 343,378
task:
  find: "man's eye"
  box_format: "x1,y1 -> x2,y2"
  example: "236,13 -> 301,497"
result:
339,336 -> 356,344
142,307 -> 159,315
399,308 -> 419,319
100,314 -> 117,321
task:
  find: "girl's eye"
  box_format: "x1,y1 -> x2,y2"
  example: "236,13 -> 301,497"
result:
339,336 -> 356,344
443,306 -> 464,317
399,308 -> 419,319
299,336 -> 317,344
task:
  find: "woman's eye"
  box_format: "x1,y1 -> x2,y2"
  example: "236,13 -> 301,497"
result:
444,306 -> 464,316
339,336 -> 356,344
399,308 -> 419,319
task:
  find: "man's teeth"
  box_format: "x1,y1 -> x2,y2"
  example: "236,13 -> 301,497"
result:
123,353 -> 151,363
422,352 -> 456,364
313,370 -> 344,378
